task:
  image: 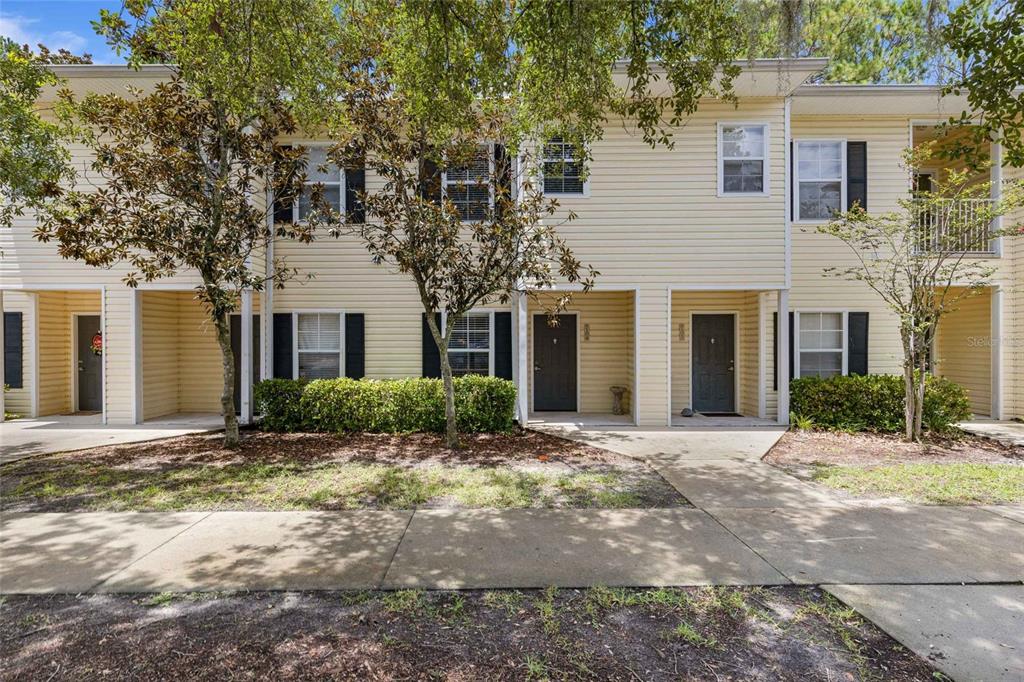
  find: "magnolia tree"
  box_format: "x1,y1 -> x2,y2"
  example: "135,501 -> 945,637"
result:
322,0 -> 764,447
36,0 -> 348,447
818,144 -> 1022,441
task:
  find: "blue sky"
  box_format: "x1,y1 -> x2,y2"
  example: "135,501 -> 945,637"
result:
1,1 -> 124,63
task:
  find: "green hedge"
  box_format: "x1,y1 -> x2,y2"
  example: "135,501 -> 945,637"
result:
254,375 -> 517,433
790,374 -> 971,434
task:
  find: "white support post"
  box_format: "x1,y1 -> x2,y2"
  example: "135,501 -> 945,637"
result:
991,286 -> 1003,420
991,139 -> 1003,256
241,288 -> 253,425
261,199 -> 275,383
0,290 -> 5,423
130,288 -> 144,424
513,291 -> 529,425
777,289 -> 790,425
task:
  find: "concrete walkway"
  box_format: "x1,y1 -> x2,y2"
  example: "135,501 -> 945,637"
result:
3,425 -> 1023,680
0,413 -> 223,463
960,419 -> 1024,448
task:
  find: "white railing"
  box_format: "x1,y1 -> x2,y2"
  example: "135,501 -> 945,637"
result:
913,198 -> 997,255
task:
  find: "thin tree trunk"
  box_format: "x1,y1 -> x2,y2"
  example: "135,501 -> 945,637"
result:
901,330 -> 915,442
425,311 -> 459,449
213,312 -> 240,448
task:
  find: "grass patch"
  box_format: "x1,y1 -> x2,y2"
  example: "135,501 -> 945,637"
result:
3,460 -> 668,511
811,463 -> 1024,505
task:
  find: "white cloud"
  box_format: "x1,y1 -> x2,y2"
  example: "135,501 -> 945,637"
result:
0,12 -> 110,60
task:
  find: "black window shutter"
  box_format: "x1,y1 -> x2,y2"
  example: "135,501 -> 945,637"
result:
494,312 -> 513,379
345,166 -> 365,224
273,313 -> 293,379
494,145 -> 511,218
788,312 -> 795,381
419,158 -> 442,205
789,140 -> 795,219
846,141 -> 867,210
421,312 -> 443,378
273,146 -> 294,224
4,311 -> 23,389
772,312 -> 778,392
847,312 -> 869,376
345,313 -> 365,379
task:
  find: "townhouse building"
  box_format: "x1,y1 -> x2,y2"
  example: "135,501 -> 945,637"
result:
2,59 -> 1021,428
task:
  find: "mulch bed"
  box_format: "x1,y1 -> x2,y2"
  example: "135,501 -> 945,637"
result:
766,429 -> 1022,467
0,430 -> 686,512
0,588 -> 939,681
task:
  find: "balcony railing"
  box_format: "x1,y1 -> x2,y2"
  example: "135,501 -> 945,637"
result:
913,198 -> 997,255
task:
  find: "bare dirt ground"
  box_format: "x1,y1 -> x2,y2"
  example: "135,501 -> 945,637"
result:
0,587 -> 938,681
767,429 -> 1022,467
1,430 -> 686,512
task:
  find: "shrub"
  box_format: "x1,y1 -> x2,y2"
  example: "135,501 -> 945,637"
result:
254,375 -> 517,434
790,374 -> 971,434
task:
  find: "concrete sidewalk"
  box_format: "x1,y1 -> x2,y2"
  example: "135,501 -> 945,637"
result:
3,504 -> 1022,594
0,413 -> 223,463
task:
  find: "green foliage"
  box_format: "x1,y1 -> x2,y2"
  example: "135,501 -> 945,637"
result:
942,0 -> 1024,168
0,39 -> 82,228
790,374 -> 971,434
254,376 -> 517,434
811,462 -> 1024,505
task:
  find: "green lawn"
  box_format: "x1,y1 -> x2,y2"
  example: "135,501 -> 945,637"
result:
811,463 -> 1024,505
2,460 -> 678,512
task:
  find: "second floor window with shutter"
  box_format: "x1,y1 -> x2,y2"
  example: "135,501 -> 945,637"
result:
447,312 -> 492,376
542,138 -> 586,195
718,124 -> 767,195
296,312 -> 342,379
443,145 -> 492,221
796,141 -> 845,221
297,147 -> 344,222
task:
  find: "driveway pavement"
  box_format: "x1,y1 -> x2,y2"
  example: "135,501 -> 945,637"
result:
0,413 -> 223,463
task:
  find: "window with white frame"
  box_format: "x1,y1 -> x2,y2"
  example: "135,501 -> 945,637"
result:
797,312 -> 844,378
446,312 -> 492,376
443,145 -> 492,221
719,124 -> 767,194
296,312 -> 342,379
296,147 -> 344,222
796,141 -> 844,221
542,137 -> 585,195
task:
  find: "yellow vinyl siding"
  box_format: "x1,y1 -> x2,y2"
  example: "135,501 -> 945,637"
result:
790,116 -> 911,377
1004,166 -> 1024,419
634,288 -> 670,425
177,295 -> 223,414
527,291 -> 634,414
935,288 -> 992,417
670,291 -> 762,418
546,101 -> 786,289
141,292 -> 180,420
33,291 -> 102,416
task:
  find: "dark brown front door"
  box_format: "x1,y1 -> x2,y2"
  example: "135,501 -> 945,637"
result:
533,314 -> 577,412
692,314 -> 735,414
76,315 -> 102,412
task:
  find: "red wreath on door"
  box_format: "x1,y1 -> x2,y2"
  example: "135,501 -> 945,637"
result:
90,331 -> 103,356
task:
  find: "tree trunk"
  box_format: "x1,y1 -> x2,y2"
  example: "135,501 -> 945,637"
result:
439,348 -> 459,449
213,312 -> 240,448
425,312 -> 459,449
900,330 -> 915,442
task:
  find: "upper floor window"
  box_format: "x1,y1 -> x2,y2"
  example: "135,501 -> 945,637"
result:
542,138 -> 587,196
795,141 -> 845,221
442,145 -> 493,221
796,312 -> 845,378
447,311 -> 492,376
718,123 -> 768,195
296,147 -> 344,222
296,312 -> 342,379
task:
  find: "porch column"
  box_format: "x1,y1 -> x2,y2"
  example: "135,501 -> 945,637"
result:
240,288 -> 253,424
776,289 -> 790,425
260,227 -> 274,382
991,139 -> 1003,256
130,288 -> 144,424
512,291 -> 529,424
634,287 -> 671,426
0,291 -> 5,423
991,286 -> 1003,420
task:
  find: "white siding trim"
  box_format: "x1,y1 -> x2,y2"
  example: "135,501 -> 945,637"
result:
992,286 -> 1003,419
